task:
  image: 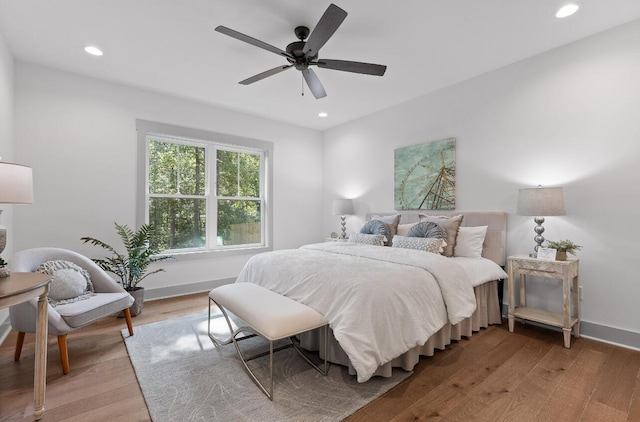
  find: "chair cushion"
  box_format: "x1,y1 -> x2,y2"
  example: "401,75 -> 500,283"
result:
55,292 -> 134,328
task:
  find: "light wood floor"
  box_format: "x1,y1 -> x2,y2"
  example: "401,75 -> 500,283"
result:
1,293 -> 639,422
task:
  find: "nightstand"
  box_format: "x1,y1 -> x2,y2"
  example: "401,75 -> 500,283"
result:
507,255 -> 580,348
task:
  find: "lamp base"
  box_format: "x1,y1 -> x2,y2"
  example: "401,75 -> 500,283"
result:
532,216 -> 545,256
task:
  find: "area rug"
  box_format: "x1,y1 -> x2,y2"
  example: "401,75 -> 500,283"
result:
123,311 -> 411,422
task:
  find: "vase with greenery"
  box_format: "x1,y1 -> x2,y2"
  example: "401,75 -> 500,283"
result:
545,239 -> 582,261
81,222 -> 174,316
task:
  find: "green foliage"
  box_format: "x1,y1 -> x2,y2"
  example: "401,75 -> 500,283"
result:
0,257 -> 6,268
81,222 -> 174,291
147,138 -> 262,250
545,239 -> 582,255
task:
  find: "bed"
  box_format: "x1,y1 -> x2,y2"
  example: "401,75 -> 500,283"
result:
235,211 -> 507,382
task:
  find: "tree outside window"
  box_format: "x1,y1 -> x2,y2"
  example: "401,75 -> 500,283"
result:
146,137 -> 264,252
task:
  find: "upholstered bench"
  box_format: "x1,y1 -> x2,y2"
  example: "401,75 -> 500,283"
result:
208,282 -> 329,400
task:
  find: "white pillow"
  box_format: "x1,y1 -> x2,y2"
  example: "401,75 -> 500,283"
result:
454,226 -> 488,258
36,260 -> 95,307
48,268 -> 89,301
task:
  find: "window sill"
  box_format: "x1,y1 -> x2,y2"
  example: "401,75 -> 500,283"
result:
156,245 -> 272,261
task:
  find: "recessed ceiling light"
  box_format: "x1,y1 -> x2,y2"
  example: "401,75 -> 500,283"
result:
556,4 -> 579,18
84,46 -> 103,56
318,112 -> 328,117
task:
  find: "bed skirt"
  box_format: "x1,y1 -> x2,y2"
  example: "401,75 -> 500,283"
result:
298,280 -> 502,379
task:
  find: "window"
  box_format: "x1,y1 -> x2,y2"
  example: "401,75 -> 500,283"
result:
137,120 -> 272,255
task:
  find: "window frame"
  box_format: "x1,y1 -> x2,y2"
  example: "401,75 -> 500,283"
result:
137,120 -> 273,259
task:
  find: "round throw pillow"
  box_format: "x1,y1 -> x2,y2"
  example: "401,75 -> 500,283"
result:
360,219 -> 389,239
47,268 -> 89,301
36,260 -> 94,303
408,221 -> 447,239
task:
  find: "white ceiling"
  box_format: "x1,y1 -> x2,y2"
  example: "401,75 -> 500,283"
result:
1,1 -> 640,131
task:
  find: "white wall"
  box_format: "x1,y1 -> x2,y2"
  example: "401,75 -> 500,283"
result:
0,31 -> 14,330
14,63 -> 324,293
323,20 -> 640,342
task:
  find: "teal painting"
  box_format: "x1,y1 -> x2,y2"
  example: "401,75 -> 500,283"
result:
394,138 -> 456,210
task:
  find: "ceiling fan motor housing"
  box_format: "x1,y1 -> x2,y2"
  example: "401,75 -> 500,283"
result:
287,27 -> 317,70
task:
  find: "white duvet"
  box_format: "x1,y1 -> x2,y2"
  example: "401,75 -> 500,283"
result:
235,242 -> 477,382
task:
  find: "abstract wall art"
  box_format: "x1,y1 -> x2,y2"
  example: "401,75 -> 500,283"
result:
394,137 -> 456,210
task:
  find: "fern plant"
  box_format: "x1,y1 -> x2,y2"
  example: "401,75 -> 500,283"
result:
81,222 -> 174,291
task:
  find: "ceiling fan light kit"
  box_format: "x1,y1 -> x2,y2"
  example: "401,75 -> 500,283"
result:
215,3 -> 387,99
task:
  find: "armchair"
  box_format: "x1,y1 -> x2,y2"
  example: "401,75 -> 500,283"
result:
9,247 -> 134,374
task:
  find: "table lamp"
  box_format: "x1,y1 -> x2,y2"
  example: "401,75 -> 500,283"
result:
332,198 -> 354,239
517,185 -> 565,256
0,161 -> 34,257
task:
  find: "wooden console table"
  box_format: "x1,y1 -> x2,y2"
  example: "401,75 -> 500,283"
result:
0,272 -> 50,420
507,255 -> 580,348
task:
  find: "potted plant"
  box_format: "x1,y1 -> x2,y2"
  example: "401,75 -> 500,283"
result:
545,239 -> 582,261
0,256 -> 9,278
81,222 -> 174,316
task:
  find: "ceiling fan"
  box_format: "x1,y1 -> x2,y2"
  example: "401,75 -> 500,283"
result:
215,3 -> 387,99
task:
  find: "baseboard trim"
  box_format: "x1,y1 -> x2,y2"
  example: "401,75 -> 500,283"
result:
580,321 -> 640,352
501,304 -> 640,351
144,278 -> 235,301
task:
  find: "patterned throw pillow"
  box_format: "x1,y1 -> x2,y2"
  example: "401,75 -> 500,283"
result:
36,260 -> 95,307
392,236 -> 447,254
349,233 -> 386,246
418,214 -> 463,257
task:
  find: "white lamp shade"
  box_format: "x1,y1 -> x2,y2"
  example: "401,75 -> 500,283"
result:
0,162 -> 34,204
517,186 -> 565,216
332,198 -> 354,216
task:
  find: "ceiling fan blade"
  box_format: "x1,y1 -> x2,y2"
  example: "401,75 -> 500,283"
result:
215,26 -> 293,59
317,59 -> 387,76
302,68 -> 327,99
239,65 -> 293,85
302,4 -> 347,58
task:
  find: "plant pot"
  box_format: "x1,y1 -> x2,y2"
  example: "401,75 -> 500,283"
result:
556,251 -> 567,261
119,287 -> 145,317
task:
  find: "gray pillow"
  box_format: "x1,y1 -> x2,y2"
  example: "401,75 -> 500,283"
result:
36,260 -> 95,307
370,214 -> 401,246
408,221 -> 447,239
418,214 -> 463,257
360,220 -> 389,241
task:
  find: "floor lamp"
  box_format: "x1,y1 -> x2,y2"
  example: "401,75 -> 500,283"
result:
517,185 -> 566,257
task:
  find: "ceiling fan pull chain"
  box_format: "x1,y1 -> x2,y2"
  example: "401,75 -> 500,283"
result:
301,73 -> 304,96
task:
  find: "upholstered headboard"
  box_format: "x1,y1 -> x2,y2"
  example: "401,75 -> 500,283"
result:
366,211 -> 507,266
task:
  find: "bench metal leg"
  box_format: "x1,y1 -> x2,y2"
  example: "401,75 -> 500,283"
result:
207,297 -> 329,401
